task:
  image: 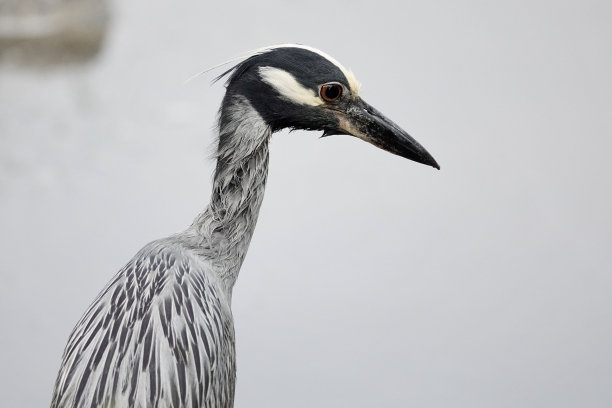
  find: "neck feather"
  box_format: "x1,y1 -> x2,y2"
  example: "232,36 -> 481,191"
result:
184,94 -> 271,292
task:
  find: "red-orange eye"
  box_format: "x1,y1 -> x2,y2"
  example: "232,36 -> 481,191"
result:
320,83 -> 343,102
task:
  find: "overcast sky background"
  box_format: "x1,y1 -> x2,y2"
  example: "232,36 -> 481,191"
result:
1,0 -> 611,407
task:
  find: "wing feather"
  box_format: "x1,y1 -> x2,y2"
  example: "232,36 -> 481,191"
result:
51,239 -> 236,408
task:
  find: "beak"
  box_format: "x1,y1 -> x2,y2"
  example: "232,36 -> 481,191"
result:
325,97 -> 440,170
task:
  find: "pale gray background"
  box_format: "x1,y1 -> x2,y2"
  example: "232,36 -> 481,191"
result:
1,0 -> 611,407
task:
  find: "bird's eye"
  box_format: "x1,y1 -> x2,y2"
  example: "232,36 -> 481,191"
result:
320,83 -> 343,102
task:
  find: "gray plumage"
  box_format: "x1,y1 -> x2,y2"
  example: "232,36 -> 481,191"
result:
51,45 -> 438,408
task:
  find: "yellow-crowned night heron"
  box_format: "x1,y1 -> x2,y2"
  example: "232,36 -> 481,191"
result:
51,44 -> 439,408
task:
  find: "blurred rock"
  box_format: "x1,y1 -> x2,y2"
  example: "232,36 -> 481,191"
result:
0,0 -> 109,66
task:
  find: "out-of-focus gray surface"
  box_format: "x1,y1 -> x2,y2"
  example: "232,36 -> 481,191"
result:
1,1 -> 611,407
0,0 -> 109,65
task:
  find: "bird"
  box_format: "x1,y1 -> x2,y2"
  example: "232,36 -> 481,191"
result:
50,44 -> 439,408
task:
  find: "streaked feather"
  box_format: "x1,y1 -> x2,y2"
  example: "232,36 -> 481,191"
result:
52,96 -> 270,408
51,240 -> 236,408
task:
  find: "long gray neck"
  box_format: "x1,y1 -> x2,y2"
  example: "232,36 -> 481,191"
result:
184,94 -> 271,294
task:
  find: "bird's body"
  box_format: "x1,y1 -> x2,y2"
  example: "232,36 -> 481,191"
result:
51,45 -> 438,408
51,239 -> 235,407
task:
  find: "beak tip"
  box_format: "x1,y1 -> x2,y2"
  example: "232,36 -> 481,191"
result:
420,153 -> 440,170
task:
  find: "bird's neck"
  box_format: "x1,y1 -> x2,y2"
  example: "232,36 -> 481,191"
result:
185,94 -> 271,294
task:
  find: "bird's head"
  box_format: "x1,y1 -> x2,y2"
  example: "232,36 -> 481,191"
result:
217,44 -> 439,169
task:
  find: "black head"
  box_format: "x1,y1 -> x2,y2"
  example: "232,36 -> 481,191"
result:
217,45 -> 439,169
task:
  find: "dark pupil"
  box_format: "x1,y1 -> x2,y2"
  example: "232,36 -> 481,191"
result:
324,85 -> 340,100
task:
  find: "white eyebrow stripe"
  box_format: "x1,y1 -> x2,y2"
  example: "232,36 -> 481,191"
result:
191,44 -> 362,95
261,44 -> 361,95
258,66 -> 323,106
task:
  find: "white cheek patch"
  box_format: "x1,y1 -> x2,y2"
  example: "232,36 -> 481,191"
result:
258,66 -> 323,107
260,44 -> 361,96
